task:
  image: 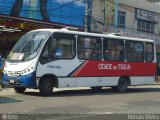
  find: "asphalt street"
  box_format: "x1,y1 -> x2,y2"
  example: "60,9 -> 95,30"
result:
1,85 -> 160,120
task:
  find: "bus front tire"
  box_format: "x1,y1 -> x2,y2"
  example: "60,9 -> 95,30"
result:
112,77 -> 128,92
14,87 -> 26,93
39,77 -> 53,96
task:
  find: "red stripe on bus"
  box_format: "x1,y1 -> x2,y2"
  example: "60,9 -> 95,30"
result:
71,61 -> 89,77
73,61 -> 156,77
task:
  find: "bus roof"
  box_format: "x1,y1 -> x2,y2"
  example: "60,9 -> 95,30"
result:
32,28 -> 154,43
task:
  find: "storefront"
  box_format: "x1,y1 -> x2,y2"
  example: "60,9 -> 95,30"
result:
0,0 -> 86,58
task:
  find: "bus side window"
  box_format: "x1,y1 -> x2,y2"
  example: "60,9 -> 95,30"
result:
78,36 -> 102,60
83,38 -> 92,59
126,41 -> 144,62
145,43 -> 154,62
94,41 -> 102,59
103,39 -> 124,61
55,34 -> 75,59
40,33 -> 75,64
106,50 -> 115,60
114,51 -> 121,60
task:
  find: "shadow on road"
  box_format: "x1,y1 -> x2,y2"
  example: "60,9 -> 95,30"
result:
0,97 -> 22,103
127,87 -> 160,93
20,86 -> 160,97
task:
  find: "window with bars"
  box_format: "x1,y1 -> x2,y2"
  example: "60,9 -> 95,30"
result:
137,19 -> 155,33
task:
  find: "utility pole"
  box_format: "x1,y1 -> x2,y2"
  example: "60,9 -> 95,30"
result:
84,0 -> 92,32
85,0 -> 89,32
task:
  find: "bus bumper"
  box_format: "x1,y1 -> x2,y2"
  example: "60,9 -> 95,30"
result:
2,72 -> 37,88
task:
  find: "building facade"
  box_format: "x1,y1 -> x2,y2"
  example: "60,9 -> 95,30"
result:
92,0 -> 160,47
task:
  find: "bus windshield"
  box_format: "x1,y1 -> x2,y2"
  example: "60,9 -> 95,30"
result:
7,31 -> 51,61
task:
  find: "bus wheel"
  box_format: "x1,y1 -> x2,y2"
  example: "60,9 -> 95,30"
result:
14,87 -> 26,93
91,87 -> 102,92
39,77 -> 53,96
112,77 -> 128,92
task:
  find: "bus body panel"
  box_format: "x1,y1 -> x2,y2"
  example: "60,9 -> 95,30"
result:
36,58 -> 156,88
68,61 -> 156,77
75,77 -> 119,87
3,59 -> 38,88
57,76 -> 155,88
130,76 -> 155,85
36,58 -> 84,77
37,59 -> 156,78
5,60 -> 34,71
3,71 -> 37,88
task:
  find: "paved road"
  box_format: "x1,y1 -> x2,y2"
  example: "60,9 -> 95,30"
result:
0,85 -> 160,120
